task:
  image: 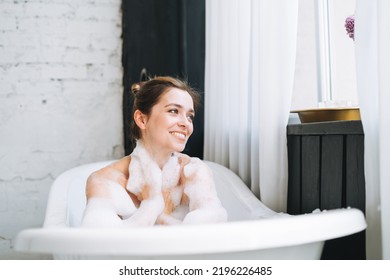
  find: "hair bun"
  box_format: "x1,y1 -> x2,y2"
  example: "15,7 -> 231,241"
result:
131,83 -> 141,95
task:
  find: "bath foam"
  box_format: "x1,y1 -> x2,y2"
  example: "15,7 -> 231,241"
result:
126,140 -> 227,226
81,177 -> 137,227
81,198 -> 123,228
181,158 -> 228,224
82,141 -> 228,228
124,141 -> 165,226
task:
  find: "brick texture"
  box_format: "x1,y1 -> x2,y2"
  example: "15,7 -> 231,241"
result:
0,0 -> 123,257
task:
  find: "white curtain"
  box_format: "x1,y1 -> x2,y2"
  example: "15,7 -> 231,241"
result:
355,0 -> 390,259
204,0 -> 298,212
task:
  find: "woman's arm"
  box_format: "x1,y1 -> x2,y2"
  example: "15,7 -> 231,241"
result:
81,156 -> 141,227
85,156 -> 139,206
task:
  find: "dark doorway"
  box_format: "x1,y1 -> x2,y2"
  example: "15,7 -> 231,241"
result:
122,0 -> 205,158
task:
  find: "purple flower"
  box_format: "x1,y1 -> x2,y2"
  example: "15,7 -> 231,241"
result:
345,15 -> 355,40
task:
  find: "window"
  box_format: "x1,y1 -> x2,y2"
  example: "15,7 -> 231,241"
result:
291,0 -> 358,110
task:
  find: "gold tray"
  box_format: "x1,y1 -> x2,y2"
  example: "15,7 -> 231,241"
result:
291,107 -> 361,123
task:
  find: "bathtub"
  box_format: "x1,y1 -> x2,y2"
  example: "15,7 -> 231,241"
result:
14,160 -> 366,259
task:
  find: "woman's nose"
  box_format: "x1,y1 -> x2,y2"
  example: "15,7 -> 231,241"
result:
178,114 -> 190,127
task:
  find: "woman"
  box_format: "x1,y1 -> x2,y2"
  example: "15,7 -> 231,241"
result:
81,76 -> 213,227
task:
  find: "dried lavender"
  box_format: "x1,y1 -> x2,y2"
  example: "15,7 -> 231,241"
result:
345,15 -> 355,40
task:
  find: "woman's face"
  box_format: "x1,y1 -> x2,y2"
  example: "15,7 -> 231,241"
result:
139,87 -> 195,154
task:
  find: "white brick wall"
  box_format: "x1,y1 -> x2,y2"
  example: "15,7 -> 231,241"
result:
0,0 -> 123,258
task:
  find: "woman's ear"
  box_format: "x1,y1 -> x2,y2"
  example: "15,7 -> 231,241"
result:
134,110 -> 147,130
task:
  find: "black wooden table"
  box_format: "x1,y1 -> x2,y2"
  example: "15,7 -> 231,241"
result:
287,120 -> 366,259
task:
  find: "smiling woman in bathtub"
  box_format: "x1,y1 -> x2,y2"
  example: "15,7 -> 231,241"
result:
81,76 -> 227,228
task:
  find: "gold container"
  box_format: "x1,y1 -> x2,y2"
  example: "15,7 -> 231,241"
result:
291,107 -> 361,123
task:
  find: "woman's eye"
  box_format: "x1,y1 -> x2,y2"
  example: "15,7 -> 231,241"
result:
187,115 -> 195,122
168,109 -> 178,114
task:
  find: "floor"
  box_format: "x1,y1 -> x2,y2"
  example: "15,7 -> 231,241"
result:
0,249 -> 52,260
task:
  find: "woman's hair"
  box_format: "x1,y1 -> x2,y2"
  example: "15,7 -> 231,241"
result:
130,76 -> 201,143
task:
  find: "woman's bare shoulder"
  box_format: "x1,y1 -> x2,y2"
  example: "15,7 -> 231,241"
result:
86,156 -> 131,198
107,155 -> 131,175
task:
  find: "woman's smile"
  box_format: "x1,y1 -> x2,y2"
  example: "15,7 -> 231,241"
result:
170,131 -> 187,141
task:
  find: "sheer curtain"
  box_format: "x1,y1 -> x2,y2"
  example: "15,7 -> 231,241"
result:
204,0 -> 298,212
355,0 -> 390,259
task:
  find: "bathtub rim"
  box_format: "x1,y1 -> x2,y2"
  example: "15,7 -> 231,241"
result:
14,208 -> 366,257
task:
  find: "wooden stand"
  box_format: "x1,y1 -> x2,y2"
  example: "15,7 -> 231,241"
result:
287,120 -> 366,259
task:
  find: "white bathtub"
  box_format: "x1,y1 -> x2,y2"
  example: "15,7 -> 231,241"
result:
14,160 -> 366,259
